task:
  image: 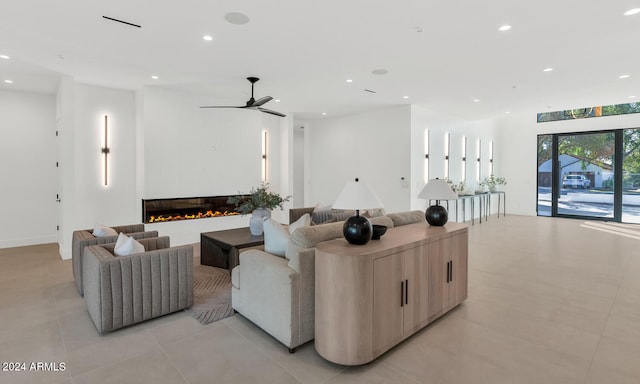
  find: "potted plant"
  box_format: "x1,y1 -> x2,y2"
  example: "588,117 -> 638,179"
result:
227,183 -> 291,235
480,175 -> 507,192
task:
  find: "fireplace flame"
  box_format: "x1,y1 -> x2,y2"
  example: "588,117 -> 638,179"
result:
148,210 -> 239,223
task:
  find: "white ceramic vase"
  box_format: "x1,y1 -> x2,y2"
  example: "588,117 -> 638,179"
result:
249,208 -> 271,236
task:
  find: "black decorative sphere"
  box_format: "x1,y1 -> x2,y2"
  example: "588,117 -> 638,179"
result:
343,215 -> 373,245
425,205 -> 448,226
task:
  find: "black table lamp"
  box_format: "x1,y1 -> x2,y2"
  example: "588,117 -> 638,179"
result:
333,178 -> 384,245
417,178 -> 458,226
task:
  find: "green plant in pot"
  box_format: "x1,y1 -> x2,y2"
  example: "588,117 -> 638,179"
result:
480,175 -> 507,192
227,183 -> 291,235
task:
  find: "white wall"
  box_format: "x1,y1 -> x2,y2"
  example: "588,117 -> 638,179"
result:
305,106 -> 412,214
0,89 -> 57,248
496,107 -> 640,216
57,80 -> 139,258
410,106 -> 498,219
139,86 -> 289,244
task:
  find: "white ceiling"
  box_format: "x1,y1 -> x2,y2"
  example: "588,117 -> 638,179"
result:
1,1 -> 640,120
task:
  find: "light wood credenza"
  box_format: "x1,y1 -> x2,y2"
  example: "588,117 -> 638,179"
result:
314,221 -> 468,365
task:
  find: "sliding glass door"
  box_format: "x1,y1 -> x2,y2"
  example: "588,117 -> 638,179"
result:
537,129 -> 640,223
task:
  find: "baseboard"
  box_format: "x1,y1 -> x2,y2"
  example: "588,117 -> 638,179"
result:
0,236 -> 59,252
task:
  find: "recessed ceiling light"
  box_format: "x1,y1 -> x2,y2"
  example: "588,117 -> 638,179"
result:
498,25 -> 512,31
543,67 -> 553,72
275,99 -> 281,102
346,79 -> 353,83
630,95 -> 637,99
203,35 -> 213,41
0,55 -> 9,60
4,79 -> 13,84
624,8 -> 640,16
473,99 -> 480,103
371,69 -> 388,75
619,74 -> 631,79
505,111 -> 511,114
321,112 -> 327,116
224,12 -> 250,25
151,75 -> 159,80
403,96 -> 409,99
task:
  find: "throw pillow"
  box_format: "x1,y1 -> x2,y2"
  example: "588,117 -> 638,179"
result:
264,214 -> 311,258
114,233 -> 145,256
288,213 -> 311,234
263,219 -> 290,257
311,203 -> 333,225
93,224 -> 118,237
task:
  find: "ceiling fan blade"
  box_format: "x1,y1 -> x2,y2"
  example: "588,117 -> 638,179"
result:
200,105 -> 243,109
258,107 -> 286,117
252,96 -> 273,107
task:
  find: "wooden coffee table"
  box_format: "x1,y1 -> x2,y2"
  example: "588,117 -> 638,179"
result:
200,227 -> 264,272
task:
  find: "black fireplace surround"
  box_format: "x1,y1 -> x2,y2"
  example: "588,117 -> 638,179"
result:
142,195 -> 249,224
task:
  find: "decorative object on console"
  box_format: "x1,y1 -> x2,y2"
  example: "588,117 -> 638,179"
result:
227,183 -> 291,235
332,178 -> 384,245
371,224 -> 387,240
480,174 -> 507,192
418,178 -> 458,226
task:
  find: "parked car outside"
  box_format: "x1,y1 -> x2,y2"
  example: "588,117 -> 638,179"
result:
562,174 -> 591,189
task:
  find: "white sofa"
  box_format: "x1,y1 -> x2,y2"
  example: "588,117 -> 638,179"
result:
231,210 -> 425,352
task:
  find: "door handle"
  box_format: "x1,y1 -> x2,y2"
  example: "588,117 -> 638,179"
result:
405,279 -> 409,305
401,280 -> 404,307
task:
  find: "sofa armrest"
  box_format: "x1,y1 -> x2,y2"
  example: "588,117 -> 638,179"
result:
83,244 -> 193,333
111,224 -> 145,234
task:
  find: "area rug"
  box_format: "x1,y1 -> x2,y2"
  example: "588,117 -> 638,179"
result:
185,264 -> 234,325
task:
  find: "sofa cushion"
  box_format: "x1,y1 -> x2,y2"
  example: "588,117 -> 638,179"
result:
113,233 -> 145,256
264,213 -> 311,257
93,224 -> 118,237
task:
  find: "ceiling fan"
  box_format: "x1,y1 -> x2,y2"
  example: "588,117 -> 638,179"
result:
200,77 -> 286,117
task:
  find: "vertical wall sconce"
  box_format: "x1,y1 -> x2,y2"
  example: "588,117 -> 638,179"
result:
261,130 -> 268,183
461,136 -> 467,182
101,115 -> 110,186
476,138 -> 482,182
424,129 -> 430,183
489,140 -> 494,175
444,132 -> 450,179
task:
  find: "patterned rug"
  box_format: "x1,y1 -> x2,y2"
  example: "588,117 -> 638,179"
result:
185,264 -> 234,325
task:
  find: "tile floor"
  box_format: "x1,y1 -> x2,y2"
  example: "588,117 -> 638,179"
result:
1,215 -> 639,383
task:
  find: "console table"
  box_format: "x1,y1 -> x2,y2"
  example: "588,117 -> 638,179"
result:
200,228 -> 263,272
314,222 -> 468,366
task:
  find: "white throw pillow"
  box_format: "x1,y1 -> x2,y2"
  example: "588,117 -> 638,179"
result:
263,219 -> 290,257
263,214 -> 311,258
288,213 -> 311,235
93,224 -> 118,237
113,233 -> 145,256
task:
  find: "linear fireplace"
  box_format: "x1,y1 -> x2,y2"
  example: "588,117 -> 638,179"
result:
142,195 -> 249,224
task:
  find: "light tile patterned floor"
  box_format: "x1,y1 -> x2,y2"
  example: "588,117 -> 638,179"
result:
0,215 -> 639,383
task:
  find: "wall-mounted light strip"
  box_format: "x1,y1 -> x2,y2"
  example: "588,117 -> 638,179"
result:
101,115 -> 110,186
262,130 -> 268,183
444,132 -> 450,179
489,140 -> 494,175
424,129 -> 430,183
461,136 -> 467,182
476,138 -> 481,182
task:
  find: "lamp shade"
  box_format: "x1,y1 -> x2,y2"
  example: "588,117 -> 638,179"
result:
417,178 -> 458,201
333,178 -> 384,211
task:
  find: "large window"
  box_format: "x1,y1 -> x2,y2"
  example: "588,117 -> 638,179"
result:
537,128 -> 640,224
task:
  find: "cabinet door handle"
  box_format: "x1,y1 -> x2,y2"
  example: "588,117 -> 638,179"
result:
447,261 -> 452,283
401,280 -> 404,307
450,260 -> 454,282
405,279 -> 409,305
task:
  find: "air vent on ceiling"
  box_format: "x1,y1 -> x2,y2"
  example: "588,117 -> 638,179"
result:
364,89 -> 377,93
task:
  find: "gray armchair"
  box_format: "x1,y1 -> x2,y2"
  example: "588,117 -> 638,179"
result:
82,236 -> 194,333
72,224 -> 158,296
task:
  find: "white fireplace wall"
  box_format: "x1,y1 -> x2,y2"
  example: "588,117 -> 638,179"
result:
139,86 -> 288,244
